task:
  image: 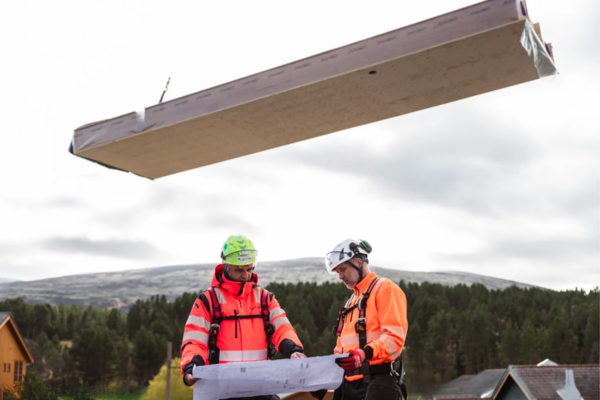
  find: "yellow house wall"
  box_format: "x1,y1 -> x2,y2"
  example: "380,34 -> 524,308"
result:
0,322 -> 28,390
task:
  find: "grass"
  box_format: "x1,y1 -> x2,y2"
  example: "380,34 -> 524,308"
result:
58,390 -> 145,400
95,391 -> 144,400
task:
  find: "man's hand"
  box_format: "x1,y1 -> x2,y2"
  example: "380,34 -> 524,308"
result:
335,349 -> 366,372
290,352 -> 307,359
184,373 -> 199,386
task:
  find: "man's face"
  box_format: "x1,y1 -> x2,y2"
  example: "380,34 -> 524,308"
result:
333,260 -> 361,289
225,263 -> 255,282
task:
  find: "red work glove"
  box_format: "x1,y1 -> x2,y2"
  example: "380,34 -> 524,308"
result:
310,389 -> 327,399
335,349 -> 366,372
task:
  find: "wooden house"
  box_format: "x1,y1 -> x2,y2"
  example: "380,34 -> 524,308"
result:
0,312 -> 34,396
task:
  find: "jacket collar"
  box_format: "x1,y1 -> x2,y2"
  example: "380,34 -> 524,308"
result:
353,272 -> 379,295
211,264 -> 258,298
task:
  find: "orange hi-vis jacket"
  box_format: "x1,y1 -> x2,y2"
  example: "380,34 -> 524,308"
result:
334,272 -> 408,382
180,264 -> 303,374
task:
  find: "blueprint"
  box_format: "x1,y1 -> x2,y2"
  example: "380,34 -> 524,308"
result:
193,354 -> 345,400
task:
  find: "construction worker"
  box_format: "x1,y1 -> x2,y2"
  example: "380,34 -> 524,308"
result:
322,239 -> 408,400
181,234 -> 306,400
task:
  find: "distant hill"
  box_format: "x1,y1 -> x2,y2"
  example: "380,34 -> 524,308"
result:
0,258 -> 539,309
0,278 -> 19,284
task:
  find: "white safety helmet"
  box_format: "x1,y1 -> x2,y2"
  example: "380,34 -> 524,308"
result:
325,239 -> 372,275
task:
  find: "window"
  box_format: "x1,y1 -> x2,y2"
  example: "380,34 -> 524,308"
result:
2,363 -> 10,373
13,361 -> 23,383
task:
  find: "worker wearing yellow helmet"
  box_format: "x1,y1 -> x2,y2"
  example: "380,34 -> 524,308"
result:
180,234 -> 306,399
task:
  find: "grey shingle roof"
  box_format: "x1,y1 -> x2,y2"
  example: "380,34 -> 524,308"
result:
507,364 -> 600,400
424,369 -> 505,398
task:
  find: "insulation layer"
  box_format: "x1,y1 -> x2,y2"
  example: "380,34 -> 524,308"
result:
73,0 -> 556,179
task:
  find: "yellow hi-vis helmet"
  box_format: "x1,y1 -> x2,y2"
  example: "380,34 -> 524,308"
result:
220,234 -> 258,266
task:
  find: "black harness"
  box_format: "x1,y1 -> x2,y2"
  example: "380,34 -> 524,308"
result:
206,286 -> 276,364
333,278 -> 408,399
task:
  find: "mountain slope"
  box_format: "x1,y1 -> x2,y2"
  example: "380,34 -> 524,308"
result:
0,258 -> 539,309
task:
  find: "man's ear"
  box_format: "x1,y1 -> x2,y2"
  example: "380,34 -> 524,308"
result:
355,257 -> 363,269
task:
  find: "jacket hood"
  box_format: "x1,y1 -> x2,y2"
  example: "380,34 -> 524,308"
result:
210,264 -> 259,298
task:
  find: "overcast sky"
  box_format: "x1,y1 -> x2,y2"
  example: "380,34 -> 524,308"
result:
0,0 -> 598,291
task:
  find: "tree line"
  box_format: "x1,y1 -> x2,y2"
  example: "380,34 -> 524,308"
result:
1,281 -> 598,395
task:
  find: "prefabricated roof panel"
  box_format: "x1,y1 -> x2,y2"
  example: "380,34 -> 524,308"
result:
72,0 -> 556,179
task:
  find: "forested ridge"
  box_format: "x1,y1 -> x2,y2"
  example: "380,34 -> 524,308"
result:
1,281 -> 597,395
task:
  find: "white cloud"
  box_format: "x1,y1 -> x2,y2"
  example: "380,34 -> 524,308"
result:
0,0 -> 598,291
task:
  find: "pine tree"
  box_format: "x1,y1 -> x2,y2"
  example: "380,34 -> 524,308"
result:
519,319 -> 537,365
583,297 -> 599,363
499,320 -> 520,366
132,326 -> 167,386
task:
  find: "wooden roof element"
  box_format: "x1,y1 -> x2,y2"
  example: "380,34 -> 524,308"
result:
71,0 -> 556,179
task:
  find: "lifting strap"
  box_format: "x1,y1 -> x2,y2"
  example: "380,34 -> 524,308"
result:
206,287 -> 276,364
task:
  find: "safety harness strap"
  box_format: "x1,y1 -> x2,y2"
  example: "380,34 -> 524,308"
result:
356,278 -> 380,383
207,288 -> 222,365
261,289 -> 277,359
206,286 -> 276,365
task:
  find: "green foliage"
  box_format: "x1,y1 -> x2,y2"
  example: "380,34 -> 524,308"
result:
70,327 -> 119,386
8,369 -> 59,400
62,381 -> 96,400
132,326 -> 168,387
142,358 -> 191,400
1,283 -> 598,395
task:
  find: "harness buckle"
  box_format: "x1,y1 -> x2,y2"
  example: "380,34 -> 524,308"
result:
355,317 -> 367,333
390,362 -> 400,378
209,323 -> 220,336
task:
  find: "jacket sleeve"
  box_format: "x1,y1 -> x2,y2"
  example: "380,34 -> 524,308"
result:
180,292 -> 212,375
267,291 -> 304,358
365,281 -> 408,361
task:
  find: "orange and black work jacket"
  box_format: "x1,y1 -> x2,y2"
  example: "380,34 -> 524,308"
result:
180,264 -> 304,376
334,272 -> 408,382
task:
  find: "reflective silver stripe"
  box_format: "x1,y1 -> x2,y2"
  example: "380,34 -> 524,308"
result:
381,334 -> 398,354
389,348 -> 403,360
272,316 -> 291,331
186,315 -> 211,331
254,287 -> 262,304
219,349 -> 268,362
182,330 -> 209,344
341,331 -> 382,347
334,346 -> 343,354
345,294 -> 355,308
341,334 -> 358,347
381,326 -> 406,339
373,278 -> 386,292
213,288 -> 227,304
269,307 -> 285,322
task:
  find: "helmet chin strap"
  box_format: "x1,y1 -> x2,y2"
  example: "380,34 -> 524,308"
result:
347,259 -> 364,284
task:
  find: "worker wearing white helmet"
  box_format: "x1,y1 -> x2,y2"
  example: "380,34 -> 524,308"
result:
318,239 -> 409,400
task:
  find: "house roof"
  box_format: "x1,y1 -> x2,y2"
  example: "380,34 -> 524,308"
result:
0,312 -> 34,363
493,365 -> 600,400
423,369 -> 506,399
